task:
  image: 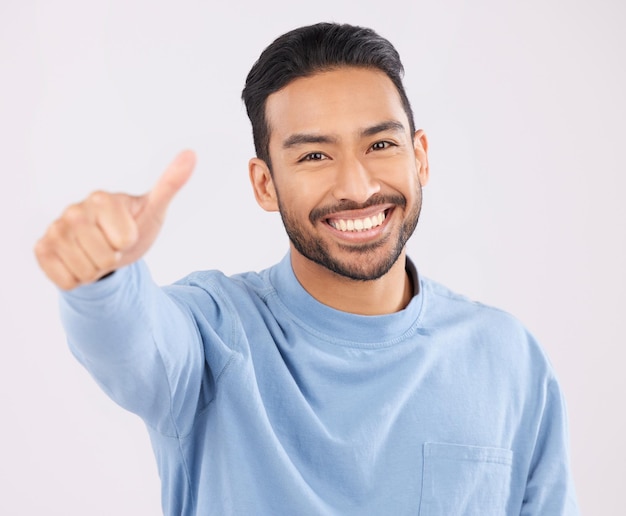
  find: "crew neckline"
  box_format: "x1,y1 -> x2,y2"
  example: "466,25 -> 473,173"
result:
268,253 -> 425,347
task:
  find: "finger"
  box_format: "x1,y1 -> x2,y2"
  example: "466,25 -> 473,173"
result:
41,215 -> 107,285
86,191 -> 139,251
34,240 -> 81,291
146,150 -> 196,218
43,216 -> 97,275
42,257 -> 81,291
74,223 -> 122,272
53,233 -> 102,284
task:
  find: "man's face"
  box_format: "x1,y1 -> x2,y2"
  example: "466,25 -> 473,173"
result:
252,67 -> 429,281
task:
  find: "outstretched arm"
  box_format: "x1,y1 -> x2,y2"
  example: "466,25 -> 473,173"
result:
36,152 -> 211,434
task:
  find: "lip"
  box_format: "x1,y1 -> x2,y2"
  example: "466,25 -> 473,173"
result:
322,206 -> 395,243
324,203 -> 395,221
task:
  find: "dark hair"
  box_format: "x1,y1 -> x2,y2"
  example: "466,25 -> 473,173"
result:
241,22 -> 416,169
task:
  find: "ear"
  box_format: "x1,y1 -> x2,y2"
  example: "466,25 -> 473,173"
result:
413,129 -> 430,187
249,157 -> 279,212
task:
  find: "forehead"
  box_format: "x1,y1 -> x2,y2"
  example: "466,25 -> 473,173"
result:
265,67 -> 410,143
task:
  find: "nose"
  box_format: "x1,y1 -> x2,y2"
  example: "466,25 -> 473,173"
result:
331,156 -> 381,203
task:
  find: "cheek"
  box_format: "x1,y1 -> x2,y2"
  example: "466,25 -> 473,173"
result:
274,180 -> 316,218
285,174 -> 333,206
378,158 -> 420,189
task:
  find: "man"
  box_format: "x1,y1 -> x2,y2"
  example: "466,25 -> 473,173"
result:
35,23 -> 579,515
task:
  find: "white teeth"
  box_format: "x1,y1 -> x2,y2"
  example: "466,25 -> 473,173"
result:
329,211 -> 387,232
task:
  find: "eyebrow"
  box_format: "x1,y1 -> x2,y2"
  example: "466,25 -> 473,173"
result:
360,120 -> 406,137
282,133 -> 338,149
281,120 -> 407,150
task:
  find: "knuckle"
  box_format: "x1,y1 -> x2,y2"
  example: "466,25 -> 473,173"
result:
46,219 -> 66,240
88,190 -> 110,205
33,238 -> 48,259
34,240 -> 56,268
63,203 -> 86,224
87,190 -> 114,209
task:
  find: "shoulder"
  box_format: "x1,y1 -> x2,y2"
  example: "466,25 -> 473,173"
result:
419,276 -> 520,328
419,276 -> 554,375
175,267 -> 272,294
162,264 -> 276,314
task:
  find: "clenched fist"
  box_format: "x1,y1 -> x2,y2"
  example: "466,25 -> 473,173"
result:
34,150 -> 196,290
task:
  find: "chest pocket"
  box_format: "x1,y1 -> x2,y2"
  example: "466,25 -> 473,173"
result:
419,442 -> 513,516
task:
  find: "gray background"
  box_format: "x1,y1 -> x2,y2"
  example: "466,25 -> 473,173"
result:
2,0 -> 624,513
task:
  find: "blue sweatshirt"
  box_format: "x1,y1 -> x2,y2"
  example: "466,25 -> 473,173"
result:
60,254 -> 579,515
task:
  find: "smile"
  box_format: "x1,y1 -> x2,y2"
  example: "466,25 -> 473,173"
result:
327,210 -> 387,232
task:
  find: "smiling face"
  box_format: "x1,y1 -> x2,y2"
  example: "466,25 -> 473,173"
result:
249,66 -> 429,282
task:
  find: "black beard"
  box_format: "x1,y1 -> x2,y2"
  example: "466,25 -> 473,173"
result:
276,191 -> 422,281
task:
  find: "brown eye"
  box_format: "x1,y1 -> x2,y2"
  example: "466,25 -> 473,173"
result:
302,152 -> 326,161
371,141 -> 392,151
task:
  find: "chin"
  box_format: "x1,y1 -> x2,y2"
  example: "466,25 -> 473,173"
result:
300,241 -> 405,282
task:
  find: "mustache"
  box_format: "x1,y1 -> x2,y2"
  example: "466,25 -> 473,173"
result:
309,193 -> 406,224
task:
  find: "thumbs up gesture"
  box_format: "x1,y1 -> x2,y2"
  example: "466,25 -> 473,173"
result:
34,150 -> 196,290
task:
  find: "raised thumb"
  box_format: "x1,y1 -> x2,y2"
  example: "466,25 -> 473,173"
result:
145,150 -> 196,217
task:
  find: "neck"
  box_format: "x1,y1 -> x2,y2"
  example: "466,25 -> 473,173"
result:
289,246 -> 413,316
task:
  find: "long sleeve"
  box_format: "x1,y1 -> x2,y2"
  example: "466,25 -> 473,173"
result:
59,260 -> 207,437
521,376 -> 579,515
